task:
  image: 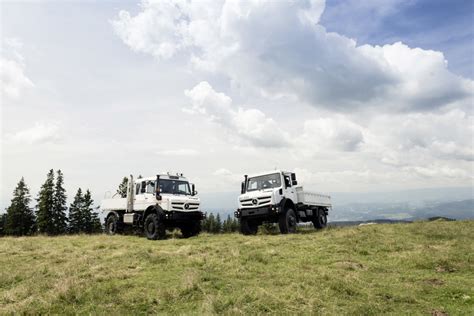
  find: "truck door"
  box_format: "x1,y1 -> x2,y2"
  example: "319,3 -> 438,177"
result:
282,172 -> 297,205
134,180 -> 155,211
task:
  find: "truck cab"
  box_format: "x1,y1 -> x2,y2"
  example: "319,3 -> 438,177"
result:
235,170 -> 331,235
101,173 -> 204,240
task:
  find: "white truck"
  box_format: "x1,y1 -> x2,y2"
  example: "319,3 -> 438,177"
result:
234,170 -> 331,235
101,173 -> 204,240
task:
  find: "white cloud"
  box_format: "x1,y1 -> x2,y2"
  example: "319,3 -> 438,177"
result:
109,0 -> 474,187
160,148 -> 199,156
213,168 -> 233,176
0,57 -> 34,100
185,81 -> 290,148
301,116 -> 365,152
113,0 -> 473,112
5,122 -> 60,145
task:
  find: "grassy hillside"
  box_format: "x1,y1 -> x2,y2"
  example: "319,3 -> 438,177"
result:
1,221 -> 473,315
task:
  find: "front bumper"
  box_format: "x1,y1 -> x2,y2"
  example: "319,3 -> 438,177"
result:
234,205 -> 281,219
164,211 -> 205,222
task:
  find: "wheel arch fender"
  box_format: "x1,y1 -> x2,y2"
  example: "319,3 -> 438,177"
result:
279,198 -> 295,213
143,205 -> 165,224
106,210 -> 121,221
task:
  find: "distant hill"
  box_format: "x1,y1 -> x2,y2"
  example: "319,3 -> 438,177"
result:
412,199 -> 474,220
200,187 -> 473,222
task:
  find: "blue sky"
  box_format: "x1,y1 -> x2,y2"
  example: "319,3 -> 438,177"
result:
1,0 -> 473,209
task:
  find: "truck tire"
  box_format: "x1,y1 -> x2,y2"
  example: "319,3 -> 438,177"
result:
240,218 -> 258,235
279,208 -> 297,234
181,221 -> 201,238
144,213 -> 166,240
106,214 -> 120,235
313,210 -> 327,229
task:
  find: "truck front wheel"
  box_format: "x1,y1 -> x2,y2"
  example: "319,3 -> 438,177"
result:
240,218 -> 258,235
313,210 -> 327,229
144,213 -> 166,240
279,208 -> 297,234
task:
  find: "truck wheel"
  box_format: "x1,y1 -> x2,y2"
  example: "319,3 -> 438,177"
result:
279,208 -> 297,234
240,218 -> 258,235
313,210 -> 327,229
181,221 -> 201,238
144,213 -> 166,240
106,214 -> 120,235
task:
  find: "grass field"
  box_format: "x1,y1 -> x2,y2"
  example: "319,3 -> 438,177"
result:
1,220 -> 473,315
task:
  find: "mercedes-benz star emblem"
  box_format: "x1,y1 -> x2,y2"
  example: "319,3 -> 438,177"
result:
184,203 -> 189,209
252,199 -> 258,205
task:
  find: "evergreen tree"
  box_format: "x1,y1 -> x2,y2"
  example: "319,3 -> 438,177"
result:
231,218 -> 239,232
52,170 -> 68,234
5,178 -> 35,236
207,213 -> 216,233
223,215 -> 232,233
36,170 -> 55,234
90,209 -> 103,233
68,188 -> 83,234
117,177 -> 128,198
215,213 -> 222,233
0,213 -> 6,236
82,190 -> 94,233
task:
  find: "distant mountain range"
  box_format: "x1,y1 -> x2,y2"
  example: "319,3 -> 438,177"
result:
200,187 -> 474,221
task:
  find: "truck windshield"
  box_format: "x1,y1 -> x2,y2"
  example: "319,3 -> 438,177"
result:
247,173 -> 281,191
158,179 -> 191,195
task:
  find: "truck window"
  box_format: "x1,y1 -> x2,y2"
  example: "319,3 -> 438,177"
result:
247,173 -> 281,191
284,176 -> 291,188
158,179 -> 191,195
146,181 -> 155,194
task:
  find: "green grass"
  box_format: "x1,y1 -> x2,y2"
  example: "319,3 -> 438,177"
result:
1,221 -> 473,315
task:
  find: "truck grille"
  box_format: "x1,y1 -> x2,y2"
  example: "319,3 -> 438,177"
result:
171,202 -> 200,211
240,196 -> 272,208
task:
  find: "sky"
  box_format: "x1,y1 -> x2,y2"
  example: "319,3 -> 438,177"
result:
1,0 -> 473,210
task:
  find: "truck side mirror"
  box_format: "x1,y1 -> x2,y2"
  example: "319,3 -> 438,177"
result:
191,183 -> 197,196
241,181 -> 245,194
155,175 -> 162,200
291,173 -> 297,186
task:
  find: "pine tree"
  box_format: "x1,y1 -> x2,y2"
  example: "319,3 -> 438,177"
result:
207,213 -> 216,233
231,218 -> 239,232
68,188 -> 83,234
82,190 -> 94,233
5,178 -> 36,236
36,170 -> 55,235
0,213 -> 6,236
223,215 -> 232,233
117,177 -> 128,198
90,209 -> 103,233
52,170 -> 68,234
215,213 -> 222,233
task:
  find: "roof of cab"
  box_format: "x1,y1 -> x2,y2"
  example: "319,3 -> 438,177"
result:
133,174 -> 188,182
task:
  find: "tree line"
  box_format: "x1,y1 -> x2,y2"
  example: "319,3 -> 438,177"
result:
0,170 -> 101,236
201,213 -> 240,234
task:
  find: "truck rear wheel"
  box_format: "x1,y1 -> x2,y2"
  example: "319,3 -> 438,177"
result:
313,210 -> 327,229
240,218 -> 258,235
279,208 -> 297,234
144,213 -> 166,240
106,214 -> 120,235
181,221 -> 201,238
